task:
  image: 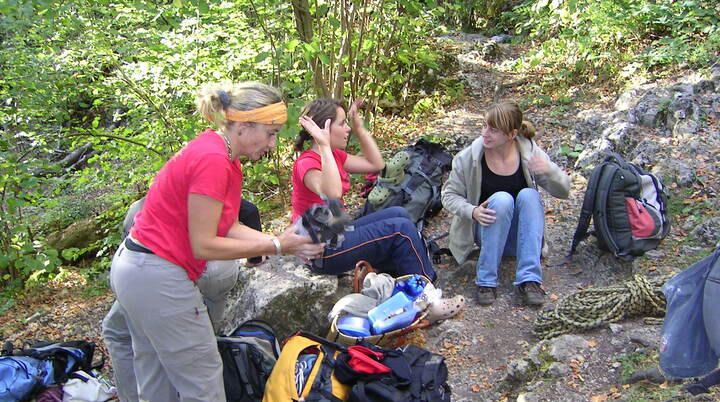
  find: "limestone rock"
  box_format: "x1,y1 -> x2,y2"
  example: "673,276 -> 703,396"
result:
690,217 -> 720,246
47,216 -> 102,252
627,88 -> 671,128
507,358 -> 533,382
219,256 -> 350,338
548,335 -> 589,363
547,362 -> 570,378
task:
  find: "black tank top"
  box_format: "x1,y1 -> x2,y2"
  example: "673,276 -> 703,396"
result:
479,154 -> 527,204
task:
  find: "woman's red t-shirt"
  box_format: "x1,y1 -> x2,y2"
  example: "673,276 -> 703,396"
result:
131,130 -> 243,281
291,149 -> 349,222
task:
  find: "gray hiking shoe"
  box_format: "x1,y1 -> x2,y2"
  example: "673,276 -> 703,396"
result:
476,286 -> 497,305
519,281 -> 546,306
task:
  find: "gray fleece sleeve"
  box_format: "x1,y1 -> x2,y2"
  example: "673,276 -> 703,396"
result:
441,151 -> 477,220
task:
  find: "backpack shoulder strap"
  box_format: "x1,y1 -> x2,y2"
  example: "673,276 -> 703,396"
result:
569,161 -> 607,256
307,345 -> 345,402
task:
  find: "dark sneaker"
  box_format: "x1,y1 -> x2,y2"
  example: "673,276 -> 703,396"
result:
476,286 -> 497,305
519,281 -> 546,306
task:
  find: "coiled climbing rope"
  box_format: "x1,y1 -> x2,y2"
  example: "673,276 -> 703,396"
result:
534,274 -> 668,340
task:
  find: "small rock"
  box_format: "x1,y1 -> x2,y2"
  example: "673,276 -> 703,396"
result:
507,358 -> 534,382
629,329 -> 660,349
690,217 -> 720,246
547,362 -> 570,378
609,324 -> 623,334
681,245 -> 705,256
693,79 -> 715,94
549,335 -> 588,363
489,34 -> 512,43
643,250 -> 664,260
517,392 -> 541,402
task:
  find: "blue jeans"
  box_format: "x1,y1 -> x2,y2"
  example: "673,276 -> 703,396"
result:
473,188 -> 543,287
311,206 -> 436,281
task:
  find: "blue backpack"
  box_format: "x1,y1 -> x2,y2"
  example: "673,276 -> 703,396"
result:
660,248 -> 720,378
0,340 -> 99,402
0,356 -> 45,402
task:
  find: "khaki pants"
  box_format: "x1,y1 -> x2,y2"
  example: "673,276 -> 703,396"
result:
102,243 -> 236,402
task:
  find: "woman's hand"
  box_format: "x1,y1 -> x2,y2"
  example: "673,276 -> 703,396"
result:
348,97 -> 365,129
299,115 -> 331,148
472,200 -> 496,226
277,225 -> 325,261
527,155 -> 550,175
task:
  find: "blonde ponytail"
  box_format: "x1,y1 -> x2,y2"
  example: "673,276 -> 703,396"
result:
520,120 -> 536,139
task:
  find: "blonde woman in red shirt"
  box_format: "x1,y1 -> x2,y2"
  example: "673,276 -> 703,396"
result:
102,82 -> 323,402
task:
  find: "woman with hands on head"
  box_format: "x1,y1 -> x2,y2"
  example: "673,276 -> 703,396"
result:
441,102 -> 570,307
102,82 -> 323,402
291,98 -> 437,281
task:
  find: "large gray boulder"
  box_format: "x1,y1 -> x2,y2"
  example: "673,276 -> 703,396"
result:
218,256 -> 351,338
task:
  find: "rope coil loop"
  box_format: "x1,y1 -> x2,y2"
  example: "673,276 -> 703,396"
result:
534,275 -> 668,340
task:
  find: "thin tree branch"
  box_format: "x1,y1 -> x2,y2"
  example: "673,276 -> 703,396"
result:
65,133 -> 166,158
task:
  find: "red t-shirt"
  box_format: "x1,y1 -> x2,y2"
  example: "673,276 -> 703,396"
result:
131,129 -> 243,281
291,149 -> 349,222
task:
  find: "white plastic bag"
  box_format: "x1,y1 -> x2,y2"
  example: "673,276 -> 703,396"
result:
414,282 -> 442,310
62,370 -> 116,402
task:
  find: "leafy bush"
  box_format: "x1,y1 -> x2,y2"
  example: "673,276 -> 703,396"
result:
506,0 -> 720,82
0,0 -> 459,290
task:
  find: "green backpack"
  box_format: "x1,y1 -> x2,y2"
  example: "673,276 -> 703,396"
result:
361,139 -> 452,230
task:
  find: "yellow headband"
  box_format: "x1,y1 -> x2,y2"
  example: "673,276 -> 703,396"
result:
225,102 -> 288,125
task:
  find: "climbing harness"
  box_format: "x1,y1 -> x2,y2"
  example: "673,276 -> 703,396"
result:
534,275 -> 668,340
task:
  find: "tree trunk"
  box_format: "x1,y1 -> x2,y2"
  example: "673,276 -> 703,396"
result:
292,0 -> 330,97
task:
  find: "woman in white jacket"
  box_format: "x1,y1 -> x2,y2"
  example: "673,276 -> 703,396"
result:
441,102 -> 570,306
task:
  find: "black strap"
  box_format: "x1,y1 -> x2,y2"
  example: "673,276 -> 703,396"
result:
421,355 -> 443,386
231,346 -> 255,397
297,332 -> 347,352
306,345 -> 344,402
568,160 -> 607,256
593,163 -> 622,255
125,237 -> 154,254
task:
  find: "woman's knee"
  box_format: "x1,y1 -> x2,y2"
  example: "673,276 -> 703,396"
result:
385,216 -> 419,236
487,191 -> 514,213
384,206 -> 412,220
517,188 -> 541,203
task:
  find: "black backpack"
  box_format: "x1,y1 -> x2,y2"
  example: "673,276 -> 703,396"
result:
217,319 -> 281,402
17,340 -> 99,386
347,344 -> 451,402
569,153 -> 671,260
361,139 -> 452,230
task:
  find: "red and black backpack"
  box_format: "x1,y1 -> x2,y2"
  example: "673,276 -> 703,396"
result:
569,153 -> 671,260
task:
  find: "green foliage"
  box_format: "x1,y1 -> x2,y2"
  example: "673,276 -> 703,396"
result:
614,350 -> 655,382
0,130 -> 63,289
559,143 -> 584,159
0,0 -> 458,290
429,0 -> 523,32
506,0 -> 720,82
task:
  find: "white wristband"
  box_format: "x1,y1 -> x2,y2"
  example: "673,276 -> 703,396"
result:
271,237 -> 282,255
